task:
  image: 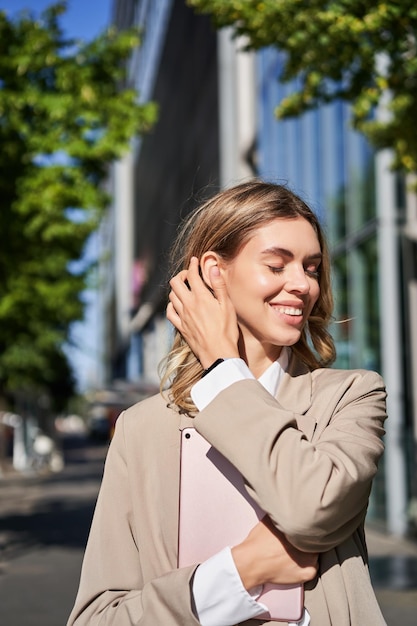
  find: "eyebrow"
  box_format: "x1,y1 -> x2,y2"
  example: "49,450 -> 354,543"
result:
260,246 -> 323,261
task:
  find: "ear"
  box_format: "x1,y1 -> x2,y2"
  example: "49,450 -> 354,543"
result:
200,251 -> 224,289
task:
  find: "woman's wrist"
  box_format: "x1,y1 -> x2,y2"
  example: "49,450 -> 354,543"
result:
231,543 -> 263,590
201,358 -> 225,377
199,347 -> 240,370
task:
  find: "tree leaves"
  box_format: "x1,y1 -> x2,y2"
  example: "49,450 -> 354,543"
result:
189,0 -> 417,173
0,2 -> 157,406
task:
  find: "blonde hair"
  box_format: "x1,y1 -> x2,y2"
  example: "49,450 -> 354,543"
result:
160,180 -> 336,413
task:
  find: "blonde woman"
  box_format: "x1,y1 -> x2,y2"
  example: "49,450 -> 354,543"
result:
68,181 -> 387,625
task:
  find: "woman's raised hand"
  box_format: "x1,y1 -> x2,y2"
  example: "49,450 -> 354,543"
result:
167,257 -> 240,368
231,517 -> 318,590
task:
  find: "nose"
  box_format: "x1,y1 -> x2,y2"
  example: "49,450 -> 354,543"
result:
285,264 -> 310,294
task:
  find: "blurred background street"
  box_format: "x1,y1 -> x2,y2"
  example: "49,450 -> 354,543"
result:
0,433 -> 416,626
0,434 -> 107,625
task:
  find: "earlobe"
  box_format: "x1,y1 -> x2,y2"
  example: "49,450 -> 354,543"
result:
200,251 -> 222,288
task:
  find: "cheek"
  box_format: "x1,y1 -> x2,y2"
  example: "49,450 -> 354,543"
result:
256,273 -> 274,288
231,272 -> 272,298
223,263 -> 280,301
223,265 -> 257,292
309,285 -> 321,311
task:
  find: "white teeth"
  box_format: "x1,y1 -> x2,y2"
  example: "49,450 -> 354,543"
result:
277,307 -> 303,316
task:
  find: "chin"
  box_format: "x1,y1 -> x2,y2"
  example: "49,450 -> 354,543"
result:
281,333 -> 302,347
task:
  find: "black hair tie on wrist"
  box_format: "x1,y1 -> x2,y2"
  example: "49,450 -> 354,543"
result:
201,358 -> 225,377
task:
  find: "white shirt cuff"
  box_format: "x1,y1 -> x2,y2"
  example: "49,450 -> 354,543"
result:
191,358 -> 254,411
192,547 -> 267,626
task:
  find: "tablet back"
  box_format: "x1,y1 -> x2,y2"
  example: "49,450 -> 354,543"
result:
178,427 -> 303,622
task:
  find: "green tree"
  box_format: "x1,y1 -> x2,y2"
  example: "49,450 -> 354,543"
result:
0,2 -> 157,410
189,0 -> 417,174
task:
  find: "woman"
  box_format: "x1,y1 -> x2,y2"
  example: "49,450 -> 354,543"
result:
68,181 -> 387,625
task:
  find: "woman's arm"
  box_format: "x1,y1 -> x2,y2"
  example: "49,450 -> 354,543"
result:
67,413 -> 200,626
194,371 -> 386,553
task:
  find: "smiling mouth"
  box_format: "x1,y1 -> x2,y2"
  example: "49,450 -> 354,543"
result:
275,306 -> 303,316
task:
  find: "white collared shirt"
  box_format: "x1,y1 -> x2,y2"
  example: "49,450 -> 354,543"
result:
190,348 -> 310,626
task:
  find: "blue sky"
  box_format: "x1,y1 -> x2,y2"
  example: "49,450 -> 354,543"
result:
2,0 -> 113,393
0,0 -> 112,40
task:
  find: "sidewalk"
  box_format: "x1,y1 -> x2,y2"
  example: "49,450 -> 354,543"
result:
366,525 -> 417,625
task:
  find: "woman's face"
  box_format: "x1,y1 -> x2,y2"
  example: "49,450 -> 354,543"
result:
221,217 -> 322,362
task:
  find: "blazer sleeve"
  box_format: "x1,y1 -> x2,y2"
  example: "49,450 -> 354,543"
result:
67,413 -> 200,626
193,369 -> 387,553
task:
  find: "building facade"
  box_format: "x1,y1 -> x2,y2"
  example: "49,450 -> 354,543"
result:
103,0 -> 416,536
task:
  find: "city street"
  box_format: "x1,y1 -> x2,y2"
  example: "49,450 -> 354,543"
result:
0,434 -> 416,625
0,435 -> 106,625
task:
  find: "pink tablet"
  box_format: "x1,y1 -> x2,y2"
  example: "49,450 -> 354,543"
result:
178,427 -> 304,622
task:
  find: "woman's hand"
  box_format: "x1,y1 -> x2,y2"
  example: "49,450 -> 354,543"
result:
167,257 -> 240,368
231,517 -> 318,590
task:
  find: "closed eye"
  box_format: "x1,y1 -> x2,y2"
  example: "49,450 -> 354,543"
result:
305,267 -> 320,279
268,265 -> 320,278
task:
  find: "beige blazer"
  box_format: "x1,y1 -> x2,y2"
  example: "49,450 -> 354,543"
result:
68,353 -> 387,625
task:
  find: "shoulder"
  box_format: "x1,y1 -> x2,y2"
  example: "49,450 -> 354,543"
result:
289,351 -> 385,394
124,391 -> 174,419
311,366 -> 386,403
116,392 -> 180,438
312,366 -> 384,387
